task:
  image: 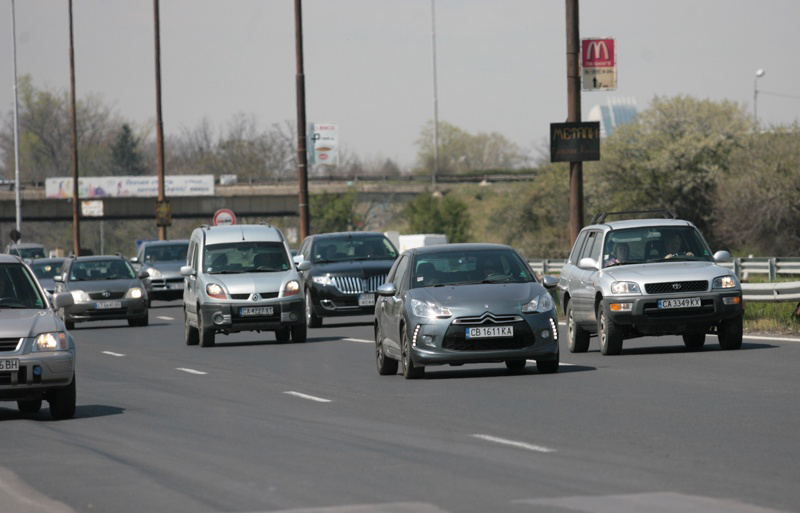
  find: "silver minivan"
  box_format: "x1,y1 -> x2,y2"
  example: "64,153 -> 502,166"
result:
181,224 -> 311,347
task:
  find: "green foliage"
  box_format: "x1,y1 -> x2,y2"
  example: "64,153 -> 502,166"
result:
310,190 -> 363,234
402,192 -> 470,243
111,124 -> 146,175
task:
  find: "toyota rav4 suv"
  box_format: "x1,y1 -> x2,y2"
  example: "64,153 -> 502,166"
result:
558,211 -> 743,355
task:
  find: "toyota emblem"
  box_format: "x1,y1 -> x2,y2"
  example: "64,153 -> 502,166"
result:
672,283 -> 682,290
102,291 -> 111,298
251,293 -> 260,301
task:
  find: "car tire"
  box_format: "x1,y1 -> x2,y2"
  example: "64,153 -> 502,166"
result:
306,291 -> 322,328
682,333 -> 706,349
505,359 -> 526,374
375,325 -> 398,376
291,324 -> 307,343
566,301 -> 590,353
17,398 -> 42,414
65,319 -> 75,331
536,352 -> 560,374
184,311 -> 199,346
718,314 -> 743,350
199,311 -> 215,348
48,374 -> 76,420
275,328 -> 291,343
598,301 -> 623,355
401,324 -> 424,380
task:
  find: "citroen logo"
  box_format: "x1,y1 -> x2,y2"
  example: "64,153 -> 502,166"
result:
252,293 -> 260,302
102,291 -> 111,298
672,283 -> 682,290
484,304 -> 490,310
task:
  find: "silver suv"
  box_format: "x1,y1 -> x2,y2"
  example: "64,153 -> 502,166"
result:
558,211 -> 743,355
181,224 -> 311,347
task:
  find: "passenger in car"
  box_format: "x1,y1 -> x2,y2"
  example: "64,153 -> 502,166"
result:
605,242 -> 630,267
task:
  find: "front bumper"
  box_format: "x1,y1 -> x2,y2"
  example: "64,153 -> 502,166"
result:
0,350 -> 75,401
64,297 -> 148,323
145,277 -> 185,301
409,312 -> 560,366
309,286 -> 377,318
200,298 -> 305,333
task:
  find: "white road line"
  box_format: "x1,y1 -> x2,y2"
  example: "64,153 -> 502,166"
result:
745,335 -> 800,343
343,338 -> 372,344
102,351 -> 125,357
176,368 -> 207,375
156,316 -> 174,321
283,391 -> 332,403
471,434 -> 556,453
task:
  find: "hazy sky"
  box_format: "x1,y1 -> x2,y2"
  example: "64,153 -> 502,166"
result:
1,0 -> 799,170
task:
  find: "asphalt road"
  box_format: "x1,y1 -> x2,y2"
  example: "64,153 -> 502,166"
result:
1,301 -> 799,513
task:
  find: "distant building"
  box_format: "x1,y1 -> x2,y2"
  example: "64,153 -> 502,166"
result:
587,97 -> 638,138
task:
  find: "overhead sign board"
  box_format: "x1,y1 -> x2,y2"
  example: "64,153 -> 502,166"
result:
581,38 -> 617,91
45,175 -> 215,199
309,123 -> 339,166
550,122 -> 601,162
213,209 -> 236,226
81,200 -> 104,217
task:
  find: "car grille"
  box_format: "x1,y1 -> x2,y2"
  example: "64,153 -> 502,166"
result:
452,312 -> 523,325
645,280 -> 708,294
331,275 -> 386,294
0,338 -> 21,352
442,319 -> 535,351
88,291 -> 126,300
231,292 -> 280,300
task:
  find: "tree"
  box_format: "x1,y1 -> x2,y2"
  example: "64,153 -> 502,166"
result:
310,190 -> 363,233
403,192 -> 470,243
111,124 -> 146,175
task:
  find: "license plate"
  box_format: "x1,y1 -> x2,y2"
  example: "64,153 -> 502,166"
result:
0,359 -> 19,371
358,293 -> 375,307
658,297 -> 701,309
240,306 -> 273,316
466,326 -> 514,339
96,301 -> 122,309
167,283 -> 184,290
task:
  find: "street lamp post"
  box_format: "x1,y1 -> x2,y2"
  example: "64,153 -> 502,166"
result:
754,68 -> 765,127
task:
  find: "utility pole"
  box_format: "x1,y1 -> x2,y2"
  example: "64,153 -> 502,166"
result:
430,0 -> 440,186
68,0 -> 80,256
153,0 -> 168,240
565,0 -> 584,245
11,0 -> 22,237
294,0 -> 310,239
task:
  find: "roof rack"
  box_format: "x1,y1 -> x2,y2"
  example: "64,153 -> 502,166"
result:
590,210 -> 677,225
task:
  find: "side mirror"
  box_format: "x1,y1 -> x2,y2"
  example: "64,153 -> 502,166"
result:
52,292 -> 74,310
541,275 -> 559,289
377,283 -> 396,297
713,250 -> 731,263
54,275 -> 64,283
578,257 -> 600,270
139,271 -> 149,279
180,265 -> 195,277
297,261 -> 312,272
130,257 -> 139,264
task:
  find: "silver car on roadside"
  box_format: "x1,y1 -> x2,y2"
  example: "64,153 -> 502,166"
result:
0,254 -> 77,419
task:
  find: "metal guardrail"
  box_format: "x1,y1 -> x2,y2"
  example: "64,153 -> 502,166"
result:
528,257 -> 800,303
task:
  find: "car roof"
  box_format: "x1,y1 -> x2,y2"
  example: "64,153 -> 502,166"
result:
29,258 -> 65,264
0,254 -> 23,264
69,255 -> 129,262
6,242 -> 45,249
199,224 -> 284,245
310,231 -> 387,240
408,243 -> 513,255
141,239 -> 189,247
591,218 -> 694,231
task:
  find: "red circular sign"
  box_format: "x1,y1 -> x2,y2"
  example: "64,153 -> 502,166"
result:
213,209 -> 237,226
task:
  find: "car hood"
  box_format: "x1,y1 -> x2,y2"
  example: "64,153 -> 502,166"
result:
603,261 -> 734,283
415,282 -> 545,309
209,272 -> 298,294
0,309 -> 60,338
147,261 -> 184,275
310,260 -> 395,276
66,278 -> 142,293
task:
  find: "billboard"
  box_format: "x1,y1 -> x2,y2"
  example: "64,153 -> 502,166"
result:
309,123 -> 338,165
45,175 -> 215,199
581,38 -> 617,91
550,122 -> 601,162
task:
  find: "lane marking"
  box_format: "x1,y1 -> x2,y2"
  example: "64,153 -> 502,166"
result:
102,351 -> 125,357
156,316 -> 174,321
471,434 -> 556,453
745,334 -> 800,343
343,338 -> 372,344
284,391 -> 332,403
176,368 -> 207,375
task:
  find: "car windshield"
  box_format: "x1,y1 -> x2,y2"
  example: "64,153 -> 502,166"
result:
143,243 -> 189,263
411,249 -> 535,288
312,236 -> 397,263
204,241 -> 289,274
0,264 -> 47,309
10,247 -> 46,259
602,226 -> 713,268
30,261 -> 64,280
69,260 -> 136,281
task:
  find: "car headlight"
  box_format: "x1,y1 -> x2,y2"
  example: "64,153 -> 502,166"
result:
610,281 -> 641,294
33,332 -> 69,352
411,299 -> 451,319
522,293 -> 554,313
312,275 -> 333,286
70,290 -> 91,303
126,287 -> 144,299
284,280 -> 301,297
206,283 -> 227,299
713,275 -> 737,289
146,267 -> 162,279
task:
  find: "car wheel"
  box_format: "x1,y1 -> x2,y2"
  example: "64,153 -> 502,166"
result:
536,352 -> 560,374
48,374 -> 76,420
718,314 -> 743,350
199,311 -> 215,348
17,398 -> 42,413
306,291 -> 322,328
400,324 -> 424,380
275,328 -> 291,343
505,359 -> 526,374
682,333 -> 706,349
566,301 -> 590,353
291,324 -> 307,343
375,324 -> 398,376
184,310 -> 199,346
597,301 -> 623,355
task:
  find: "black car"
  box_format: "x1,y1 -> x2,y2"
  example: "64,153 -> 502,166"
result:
296,232 -> 398,327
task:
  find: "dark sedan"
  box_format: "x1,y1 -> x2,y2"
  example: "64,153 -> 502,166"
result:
374,243 -> 560,379
295,232 -> 398,327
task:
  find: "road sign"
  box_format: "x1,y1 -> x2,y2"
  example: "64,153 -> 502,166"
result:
550,122 -> 601,162
81,200 -> 104,217
581,38 -> 617,91
213,209 -> 236,226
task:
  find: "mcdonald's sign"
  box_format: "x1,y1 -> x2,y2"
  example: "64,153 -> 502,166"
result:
581,38 -> 617,91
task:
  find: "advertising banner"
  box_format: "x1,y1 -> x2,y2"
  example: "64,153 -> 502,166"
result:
45,175 -> 215,199
309,123 -> 338,166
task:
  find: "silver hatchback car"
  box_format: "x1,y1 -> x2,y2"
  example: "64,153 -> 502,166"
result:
558,211 -> 743,355
182,224 -> 311,347
0,254 -> 77,419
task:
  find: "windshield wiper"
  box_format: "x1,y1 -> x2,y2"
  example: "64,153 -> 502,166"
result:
208,270 -> 244,274
244,268 -> 280,273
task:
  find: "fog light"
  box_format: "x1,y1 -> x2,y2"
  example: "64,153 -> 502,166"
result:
212,313 -> 225,325
610,303 -> 633,311
421,335 -> 435,347
33,365 -> 43,376
541,330 -> 550,339
723,296 -> 740,305
289,312 -> 298,321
